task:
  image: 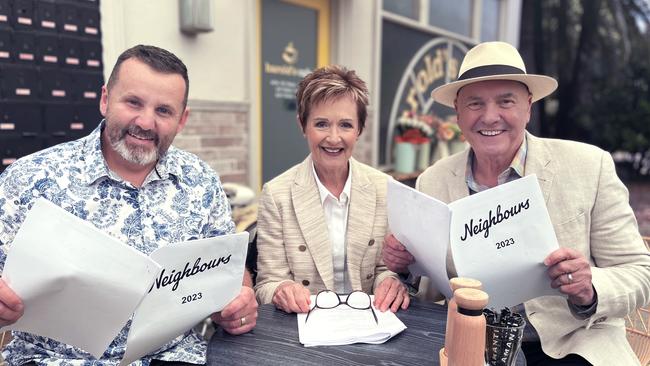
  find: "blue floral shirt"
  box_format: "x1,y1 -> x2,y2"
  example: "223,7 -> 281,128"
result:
0,121 -> 235,365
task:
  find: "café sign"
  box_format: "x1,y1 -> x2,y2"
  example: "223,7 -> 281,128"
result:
385,38 -> 468,165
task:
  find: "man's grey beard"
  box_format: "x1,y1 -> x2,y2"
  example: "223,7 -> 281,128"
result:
109,125 -> 161,166
111,138 -> 159,165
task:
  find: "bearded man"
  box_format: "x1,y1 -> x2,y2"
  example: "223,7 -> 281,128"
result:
0,45 -> 257,365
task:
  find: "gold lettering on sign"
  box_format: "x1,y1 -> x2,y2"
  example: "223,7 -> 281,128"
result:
404,48 -> 459,112
282,42 -> 298,65
264,62 -> 311,78
264,41 -> 311,77
448,58 -> 459,81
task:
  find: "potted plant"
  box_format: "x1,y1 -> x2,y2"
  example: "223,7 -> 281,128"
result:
394,111 -> 434,173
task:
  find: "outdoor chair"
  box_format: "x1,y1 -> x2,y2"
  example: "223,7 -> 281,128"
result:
626,236 -> 650,365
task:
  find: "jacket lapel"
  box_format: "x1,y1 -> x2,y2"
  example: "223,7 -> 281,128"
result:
524,132 -> 555,204
447,149 -> 471,202
292,156 -> 334,289
345,159 -> 375,290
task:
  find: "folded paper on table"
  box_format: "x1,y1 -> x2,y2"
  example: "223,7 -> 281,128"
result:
297,295 -> 406,347
387,175 -> 560,308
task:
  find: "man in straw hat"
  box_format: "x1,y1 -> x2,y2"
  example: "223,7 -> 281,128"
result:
383,41 -> 650,365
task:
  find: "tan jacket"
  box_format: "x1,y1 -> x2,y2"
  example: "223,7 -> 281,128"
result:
254,156 -> 396,304
416,132 -> 650,365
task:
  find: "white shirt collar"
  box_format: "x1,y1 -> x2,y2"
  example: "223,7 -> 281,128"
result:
312,161 -> 352,205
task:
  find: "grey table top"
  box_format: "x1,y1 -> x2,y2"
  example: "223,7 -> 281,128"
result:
207,299 -> 526,365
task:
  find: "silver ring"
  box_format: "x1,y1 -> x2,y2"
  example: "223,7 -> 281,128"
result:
240,316 -> 246,327
567,272 -> 574,283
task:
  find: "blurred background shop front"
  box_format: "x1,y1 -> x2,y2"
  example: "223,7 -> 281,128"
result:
0,0 -> 519,186
0,0 -> 647,235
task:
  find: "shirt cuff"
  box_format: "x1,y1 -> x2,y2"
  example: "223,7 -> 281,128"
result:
567,286 -> 598,319
398,272 -> 420,296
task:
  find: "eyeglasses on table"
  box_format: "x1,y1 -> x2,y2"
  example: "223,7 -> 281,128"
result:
305,290 -> 378,324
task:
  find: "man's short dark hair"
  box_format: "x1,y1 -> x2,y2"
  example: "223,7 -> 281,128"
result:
106,45 -> 189,108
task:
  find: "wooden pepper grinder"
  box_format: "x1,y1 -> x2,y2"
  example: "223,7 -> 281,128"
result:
447,288 -> 489,366
439,277 -> 483,366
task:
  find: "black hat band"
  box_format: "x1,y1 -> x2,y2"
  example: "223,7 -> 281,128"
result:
458,64 -> 525,81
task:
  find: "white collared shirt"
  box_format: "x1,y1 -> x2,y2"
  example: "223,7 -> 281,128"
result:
312,162 -> 352,293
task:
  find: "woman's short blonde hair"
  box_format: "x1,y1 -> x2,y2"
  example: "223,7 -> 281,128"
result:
296,65 -> 369,134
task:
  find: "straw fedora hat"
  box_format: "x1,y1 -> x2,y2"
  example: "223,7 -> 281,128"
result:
431,41 -> 558,108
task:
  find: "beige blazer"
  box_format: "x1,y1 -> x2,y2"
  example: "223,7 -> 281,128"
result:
416,132 -> 650,365
254,156 -> 396,304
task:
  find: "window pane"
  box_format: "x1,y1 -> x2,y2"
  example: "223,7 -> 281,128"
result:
383,0 -> 419,20
428,0 -> 472,36
481,0 -> 500,41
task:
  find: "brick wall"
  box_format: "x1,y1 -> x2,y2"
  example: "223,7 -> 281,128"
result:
173,100 -> 250,185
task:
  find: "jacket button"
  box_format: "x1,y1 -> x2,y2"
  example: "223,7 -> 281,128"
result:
366,274 -> 373,279
302,280 -> 310,286
298,245 -> 307,252
368,239 -> 375,246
